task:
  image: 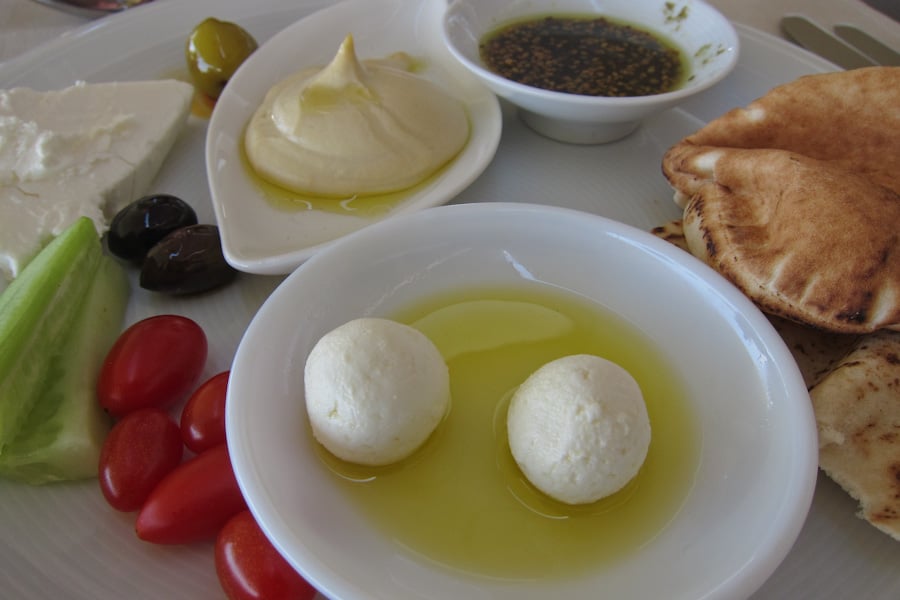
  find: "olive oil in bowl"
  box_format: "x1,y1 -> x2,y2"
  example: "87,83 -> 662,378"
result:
314,284 -> 700,580
480,15 -> 690,97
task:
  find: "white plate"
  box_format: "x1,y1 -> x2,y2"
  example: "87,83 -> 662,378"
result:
0,1 -> 897,599
207,0 -> 502,275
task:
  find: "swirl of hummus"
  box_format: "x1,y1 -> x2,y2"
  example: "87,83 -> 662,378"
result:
244,34 -> 469,197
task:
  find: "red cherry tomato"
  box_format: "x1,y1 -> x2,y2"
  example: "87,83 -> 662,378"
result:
98,315 -> 208,418
98,408 -> 184,512
136,444 -> 246,544
216,510 -> 318,600
181,370 -> 229,453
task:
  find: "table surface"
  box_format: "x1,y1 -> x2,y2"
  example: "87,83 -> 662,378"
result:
2,0 -> 899,64
0,1 -> 898,600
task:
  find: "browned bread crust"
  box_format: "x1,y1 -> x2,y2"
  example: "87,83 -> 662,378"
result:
662,67 -> 900,203
676,148 -> 900,334
660,67 -> 900,334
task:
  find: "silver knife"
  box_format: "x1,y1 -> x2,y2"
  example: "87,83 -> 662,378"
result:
780,15 -> 877,69
833,24 -> 900,66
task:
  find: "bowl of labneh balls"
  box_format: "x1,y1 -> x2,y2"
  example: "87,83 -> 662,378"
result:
441,0 -> 739,144
226,202 -> 817,600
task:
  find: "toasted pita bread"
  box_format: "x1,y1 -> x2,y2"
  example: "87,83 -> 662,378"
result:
650,219 -> 688,252
676,148 -> 900,334
662,67 -> 900,208
811,330 -> 900,541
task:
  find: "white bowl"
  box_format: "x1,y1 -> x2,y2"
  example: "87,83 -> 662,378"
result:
441,0 -> 739,144
206,0 -> 501,275
227,203 -> 817,600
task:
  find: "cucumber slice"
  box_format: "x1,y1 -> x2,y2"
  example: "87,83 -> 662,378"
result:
0,217 -> 103,449
0,254 -> 129,483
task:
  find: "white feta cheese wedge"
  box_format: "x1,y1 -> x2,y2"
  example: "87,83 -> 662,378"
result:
0,80 -> 194,291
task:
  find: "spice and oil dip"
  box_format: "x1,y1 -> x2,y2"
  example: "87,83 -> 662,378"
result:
479,16 -> 687,97
244,35 -> 469,197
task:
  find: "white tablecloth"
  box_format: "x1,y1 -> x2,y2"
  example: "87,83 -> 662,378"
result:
2,0 -> 898,65
0,2 -> 897,600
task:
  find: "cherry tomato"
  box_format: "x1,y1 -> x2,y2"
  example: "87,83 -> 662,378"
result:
98,408 -> 183,512
135,443 -> 246,545
98,315 -> 208,418
216,510 -> 317,600
181,370 -> 229,453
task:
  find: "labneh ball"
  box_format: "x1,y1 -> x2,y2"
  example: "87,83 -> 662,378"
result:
304,317 -> 450,466
507,354 -> 651,504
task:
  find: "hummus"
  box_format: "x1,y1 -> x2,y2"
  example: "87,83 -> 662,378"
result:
244,35 -> 469,197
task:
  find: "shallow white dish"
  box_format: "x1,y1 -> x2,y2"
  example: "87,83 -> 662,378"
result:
442,0 -> 739,143
207,0 -> 502,275
3,1 -> 900,599
228,202 -> 817,600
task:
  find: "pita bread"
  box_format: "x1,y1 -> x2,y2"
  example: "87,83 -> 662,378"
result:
662,67 -> 900,208
675,148 -> 900,334
650,219 -> 688,252
811,330 -> 900,541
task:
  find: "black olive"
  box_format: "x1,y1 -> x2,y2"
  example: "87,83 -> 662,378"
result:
108,194 -> 198,263
140,224 -> 237,295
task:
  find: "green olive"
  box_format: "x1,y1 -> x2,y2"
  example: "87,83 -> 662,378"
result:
186,17 -> 258,100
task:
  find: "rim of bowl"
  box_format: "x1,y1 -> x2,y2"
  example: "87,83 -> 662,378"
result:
440,0 -> 741,108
